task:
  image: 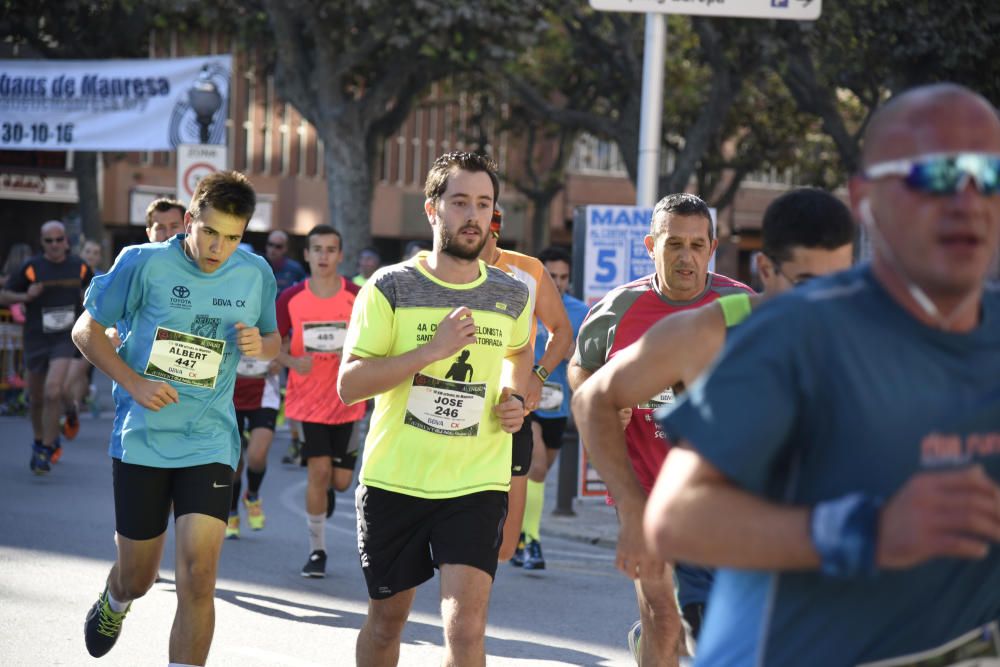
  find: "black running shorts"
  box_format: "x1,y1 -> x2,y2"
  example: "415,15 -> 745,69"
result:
112,459 -> 233,540
532,415 -> 568,450
510,418 -> 533,477
236,407 -> 278,433
356,484 -> 508,600
24,334 -> 79,373
301,421 -> 357,470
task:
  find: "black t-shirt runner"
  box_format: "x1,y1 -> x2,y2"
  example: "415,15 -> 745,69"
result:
4,254 -> 93,339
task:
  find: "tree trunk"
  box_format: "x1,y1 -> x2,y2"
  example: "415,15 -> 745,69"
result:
529,199 -> 551,255
320,128 -> 374,275
73,151 -> 103,244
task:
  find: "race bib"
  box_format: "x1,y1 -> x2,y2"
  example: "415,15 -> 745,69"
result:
236,354 -> 270,378
539,382 -> 565,412
856,621 -> 1000,666
41,305 -> 75,333
302,321 -> 347,353
144,326 -> 226,389
404,372 -> 487,437
640,387 -> 675,410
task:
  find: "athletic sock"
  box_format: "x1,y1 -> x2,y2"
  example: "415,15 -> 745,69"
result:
523,479 -> 545,542
246,467 -> 266,497
231,476 -> 242,512
307,513 -> 326,553
107,590 -> 130,613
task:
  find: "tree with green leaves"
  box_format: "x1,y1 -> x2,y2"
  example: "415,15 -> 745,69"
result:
259,0 -> 547,269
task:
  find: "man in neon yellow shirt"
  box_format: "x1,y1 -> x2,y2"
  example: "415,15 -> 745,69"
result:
339,151 -> 533,667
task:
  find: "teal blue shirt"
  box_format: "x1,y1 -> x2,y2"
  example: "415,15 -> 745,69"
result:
84,236 -> 277,469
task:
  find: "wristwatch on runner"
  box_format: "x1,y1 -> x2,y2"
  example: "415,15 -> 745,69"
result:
532,364 -> 549,382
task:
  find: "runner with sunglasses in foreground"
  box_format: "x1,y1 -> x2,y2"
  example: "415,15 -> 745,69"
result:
646,83 -> 1000,666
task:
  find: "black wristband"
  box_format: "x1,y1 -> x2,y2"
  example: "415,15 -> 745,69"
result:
509,392 -> 525,406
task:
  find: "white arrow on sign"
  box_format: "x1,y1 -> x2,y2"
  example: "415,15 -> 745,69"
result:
589,0 -> 821,21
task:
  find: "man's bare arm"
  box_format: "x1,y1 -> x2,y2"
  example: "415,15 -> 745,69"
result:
647,445 -> 1000,572
72,311 -> 179,411
528,272 -> 573,401
645,447 -> 819,569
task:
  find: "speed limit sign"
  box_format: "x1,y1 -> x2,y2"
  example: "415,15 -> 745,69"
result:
176,144 -> 227,203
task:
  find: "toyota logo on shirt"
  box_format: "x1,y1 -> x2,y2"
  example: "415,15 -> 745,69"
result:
173,285 -> 191,299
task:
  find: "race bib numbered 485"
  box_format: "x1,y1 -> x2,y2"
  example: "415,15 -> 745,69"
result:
303,321 -> 348,354
857,621 -> 1000,667
144,326 -> 226,389
404,373 -> 487,437
42,305 -> 75,333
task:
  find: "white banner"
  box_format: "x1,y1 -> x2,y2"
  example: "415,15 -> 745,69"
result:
0,56 -> 231,151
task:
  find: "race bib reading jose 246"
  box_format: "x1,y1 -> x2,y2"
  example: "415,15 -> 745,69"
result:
405,373 -> 487,436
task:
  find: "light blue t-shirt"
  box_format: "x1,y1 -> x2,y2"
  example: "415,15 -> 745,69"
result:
659,264 -> 1000,666
85,236 -> 277,470
533,292 -> 589,419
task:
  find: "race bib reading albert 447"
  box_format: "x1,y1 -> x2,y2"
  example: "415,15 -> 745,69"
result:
144,326 -> 225,389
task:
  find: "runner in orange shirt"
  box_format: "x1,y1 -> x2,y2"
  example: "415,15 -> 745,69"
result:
480,210 -> 573,564
276,224 -> 365,577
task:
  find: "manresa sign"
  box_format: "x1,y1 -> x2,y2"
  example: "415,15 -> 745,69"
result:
589,0 -> 821,20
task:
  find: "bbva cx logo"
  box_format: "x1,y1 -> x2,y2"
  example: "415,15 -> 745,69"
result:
172,285 -> 191,299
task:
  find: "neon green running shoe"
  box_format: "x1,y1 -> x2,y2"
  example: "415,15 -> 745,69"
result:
243,494 -> 265,530
84,586 -> 130,657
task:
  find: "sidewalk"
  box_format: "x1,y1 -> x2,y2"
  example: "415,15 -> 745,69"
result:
542,495 -> 619,548
539,462 -> 619,549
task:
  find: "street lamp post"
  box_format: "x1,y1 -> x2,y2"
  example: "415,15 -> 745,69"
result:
188,67 -> 222,144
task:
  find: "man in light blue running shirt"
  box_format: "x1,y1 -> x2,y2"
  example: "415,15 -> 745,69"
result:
72,171 -> 280,666
647,84 -> 1000,666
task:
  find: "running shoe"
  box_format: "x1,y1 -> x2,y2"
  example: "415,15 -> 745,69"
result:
522,538 -> 546,570
48,438 -> 63,464
29,442 -> 51,475
301,549 -> 327,578
281,438 -> 301,465
326,486 -> 336,519
510,532 -> 526,567
62,410 -> 80,440
84,586 -> 130,658
243,494 -> 265,530
627,620 -> 642,664
225,513 -> 240,539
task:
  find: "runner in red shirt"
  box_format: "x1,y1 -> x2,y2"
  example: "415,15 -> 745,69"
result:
225,350 -> 283,538
569,193 -> 753,666
276,224 -> 365,578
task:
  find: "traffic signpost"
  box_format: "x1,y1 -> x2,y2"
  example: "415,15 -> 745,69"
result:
176,143 -> 227,204
589,0 -> 821,21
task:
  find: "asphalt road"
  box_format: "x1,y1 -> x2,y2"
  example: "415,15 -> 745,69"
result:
0,407 -> 640,666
